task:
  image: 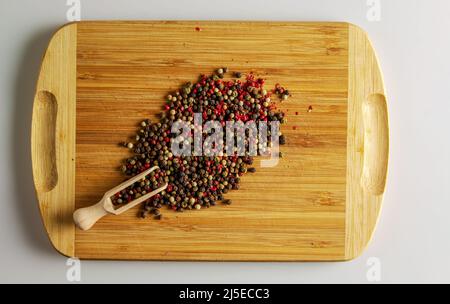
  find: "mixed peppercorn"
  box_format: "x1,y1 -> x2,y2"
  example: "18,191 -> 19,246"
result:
111,169 -> 166,218
118,69 -> 290,218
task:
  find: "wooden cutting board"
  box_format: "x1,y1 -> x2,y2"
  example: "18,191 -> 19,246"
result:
31,21 -> 388,261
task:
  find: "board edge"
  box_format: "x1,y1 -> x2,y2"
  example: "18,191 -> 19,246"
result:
31,22 -> 78,258
345,22 -> 389,261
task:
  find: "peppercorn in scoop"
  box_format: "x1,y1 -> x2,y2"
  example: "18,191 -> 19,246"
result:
111,168 -> 166,219
120,69 -> 290,218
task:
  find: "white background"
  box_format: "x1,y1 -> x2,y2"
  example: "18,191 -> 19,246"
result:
1,0 -> 449,283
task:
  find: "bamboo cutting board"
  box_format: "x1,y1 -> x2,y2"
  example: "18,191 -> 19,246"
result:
31,21 -> 388,261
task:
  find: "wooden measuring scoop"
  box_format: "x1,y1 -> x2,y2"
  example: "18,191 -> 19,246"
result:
73,166 -> 167,231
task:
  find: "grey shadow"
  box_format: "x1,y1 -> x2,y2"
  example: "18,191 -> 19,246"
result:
12,25 -> 61,256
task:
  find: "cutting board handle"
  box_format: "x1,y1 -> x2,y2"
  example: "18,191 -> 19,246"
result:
361,93 -> 389,195
32,91 -> 59,193
73,200 -> 109,231
31,23 -> 77,257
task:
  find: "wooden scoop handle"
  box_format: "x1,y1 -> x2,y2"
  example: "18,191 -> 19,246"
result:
73,200 -> 109,231
73,166 -> 163,231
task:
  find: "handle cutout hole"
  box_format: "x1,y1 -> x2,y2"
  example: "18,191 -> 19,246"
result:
361,93 -> 389,195
33,91 -> 58,193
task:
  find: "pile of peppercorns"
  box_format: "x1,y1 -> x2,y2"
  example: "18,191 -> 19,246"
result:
119,69 -> 289,219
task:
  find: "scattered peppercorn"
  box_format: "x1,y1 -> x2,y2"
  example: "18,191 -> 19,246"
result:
222,199 -> 232,205
274,84 -> 291,101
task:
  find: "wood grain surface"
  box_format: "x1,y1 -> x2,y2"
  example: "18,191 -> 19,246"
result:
32,21 -> 388,261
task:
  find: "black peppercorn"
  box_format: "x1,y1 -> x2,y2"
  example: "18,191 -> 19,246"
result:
222,199 -> 232,205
